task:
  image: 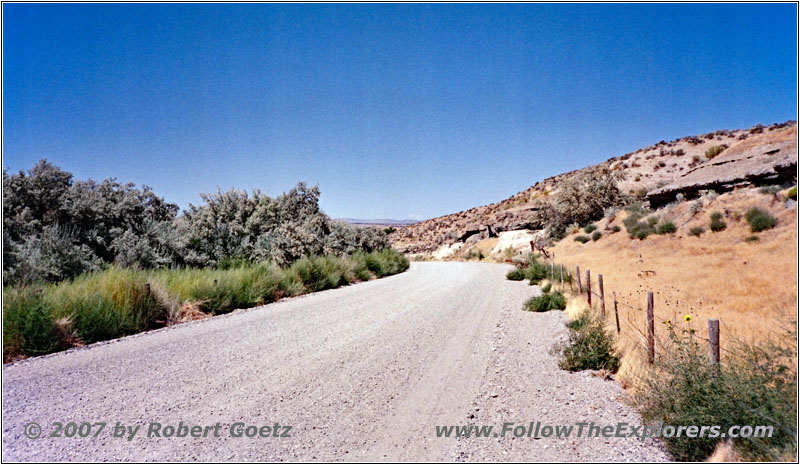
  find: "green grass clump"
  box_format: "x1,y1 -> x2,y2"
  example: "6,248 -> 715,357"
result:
634,324 -> 797,461
541,283 -> 552,293
786,186 -> 797,200
610,225 -> 621,233
554,310 -> 619,372
759,185 -> 781,195
591,231 -> 602,241
709,212 -> 727,232
583,224 -> 597,233
656,220 -> 677,234
574,235 -> 590,243
745,207 -> 777,232
3,250 -> 410,361
688,226 -> 705,237
524,291 -> 566,312
3,288 -> 63,358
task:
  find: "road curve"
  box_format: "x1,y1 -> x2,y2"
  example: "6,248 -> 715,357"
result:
3,262 -> 668,461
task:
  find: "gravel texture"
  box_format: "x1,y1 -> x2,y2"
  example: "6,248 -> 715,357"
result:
2,262 -> 669,461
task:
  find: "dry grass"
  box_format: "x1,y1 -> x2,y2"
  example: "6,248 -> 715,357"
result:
551,187 -> 797,387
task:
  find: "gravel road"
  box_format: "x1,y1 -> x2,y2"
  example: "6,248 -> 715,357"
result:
3,262 -> 668,461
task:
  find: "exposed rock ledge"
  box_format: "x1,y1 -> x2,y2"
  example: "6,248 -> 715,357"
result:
647,126 -> 797,208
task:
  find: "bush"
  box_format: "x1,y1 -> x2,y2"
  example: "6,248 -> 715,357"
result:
634,323 -> 796,461
524,291 -> 566,312
506,269 -> 527,281
709,212 -> 727,232
583,224 -> 597,233
554,310 -> 620,372
745,207 -> 777,232
574,235 -> 590,243
786,186 -> 797,200
591,231 -> 602,241
610,225 -> 621,233
705,145 -> 726,159
689,226 -> 705,237
759,185 -> 781,195
657,221 -> 677,234
530,168 -> 626,239
623,203 -> 657,240
541,283 -> 552,293
745,235 -> 760,243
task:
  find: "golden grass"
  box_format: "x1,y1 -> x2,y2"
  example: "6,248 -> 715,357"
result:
551,187 -> 797,387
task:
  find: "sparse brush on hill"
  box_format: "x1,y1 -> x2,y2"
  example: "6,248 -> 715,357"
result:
591,231 -> 602,241
705,145 -> 727,159
574,235 -> 590,243
745,207 -> 777,232
709,212 -> 727,232
3,249 -> 409,361
689,226 -> 705,237
634,321 -> 797,461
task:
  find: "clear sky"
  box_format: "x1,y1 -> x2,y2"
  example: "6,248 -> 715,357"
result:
3,4 -> 797,220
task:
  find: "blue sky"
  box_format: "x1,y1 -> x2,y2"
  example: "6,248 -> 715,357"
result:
3,4 -> 797,220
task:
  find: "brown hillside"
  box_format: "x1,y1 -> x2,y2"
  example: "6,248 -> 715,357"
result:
392,121 -> 796,255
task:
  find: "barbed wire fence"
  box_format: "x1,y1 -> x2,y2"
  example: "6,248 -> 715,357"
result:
547,260 -> 723,368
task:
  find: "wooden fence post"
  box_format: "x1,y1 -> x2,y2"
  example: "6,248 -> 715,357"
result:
598,274 -> 605,318
708,319 -> 720,375
585,270 -> 591,307
646,291 -> 654,363
613,292 -> 620,333
576,266 -> 582,294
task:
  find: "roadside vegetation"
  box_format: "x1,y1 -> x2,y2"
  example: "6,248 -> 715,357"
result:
553,309 -> 619,372
3,160 -> 410,361
4,250 -> 409,361
634,320 -> 797,461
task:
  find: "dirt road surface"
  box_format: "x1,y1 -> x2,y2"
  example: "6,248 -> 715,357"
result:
3,262 -> 668,461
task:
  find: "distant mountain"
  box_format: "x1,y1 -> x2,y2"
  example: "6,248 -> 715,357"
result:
337,218 -> 420,227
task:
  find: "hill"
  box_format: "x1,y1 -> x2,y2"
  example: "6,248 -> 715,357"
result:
391,121 -> 796,256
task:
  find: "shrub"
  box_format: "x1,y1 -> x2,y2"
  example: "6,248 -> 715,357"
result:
591,231 -> 602,241
574,235 -> 590,243
634,323 -> 796,461
525,291 -> 566,312
745,235 -> 760,243
506,269 -> 527,281
745,207 -> 777,232
787,186 -> 797,200
583,224 -> 597,233
657,221 -> 677,234
709,212 -> 727,232
554,310 -> 620,372
705,145 -> 726,159
530,168 -> 626,239
541,283 -> 552,293
689,226 -> 705,237
759,185 -> 781,195
610,225 -> 621,233
623,204 -> 657,240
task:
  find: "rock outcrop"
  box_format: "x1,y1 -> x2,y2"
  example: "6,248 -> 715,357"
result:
647,127 -> 797,208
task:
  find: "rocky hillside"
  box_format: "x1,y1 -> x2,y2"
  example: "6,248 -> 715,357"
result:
391,121 -> 796,255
